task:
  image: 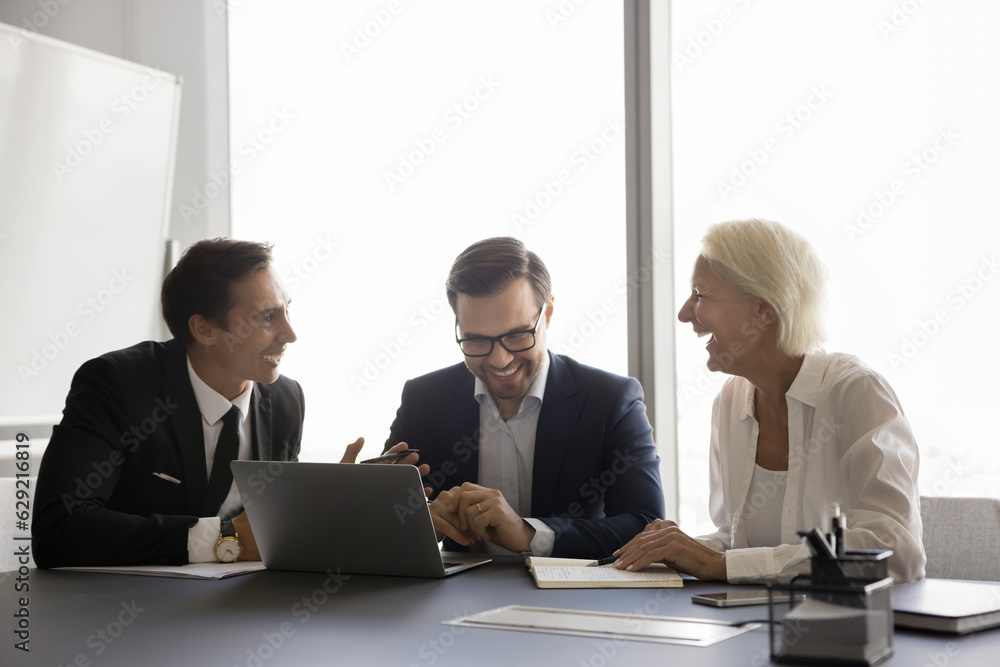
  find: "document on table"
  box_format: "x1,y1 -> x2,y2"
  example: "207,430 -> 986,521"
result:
525,556 -> 683,588
444,605 -> 758,647
56,562 -> 267,579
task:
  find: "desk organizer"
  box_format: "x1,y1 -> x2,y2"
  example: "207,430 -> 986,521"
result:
768,550 -> 894,666
809,549 -> 891,586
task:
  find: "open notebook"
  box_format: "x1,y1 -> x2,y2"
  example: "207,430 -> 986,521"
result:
525,556 -> 683,589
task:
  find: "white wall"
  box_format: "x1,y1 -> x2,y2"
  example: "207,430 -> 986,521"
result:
0,0 -> 229,467
0,0 -> 231,247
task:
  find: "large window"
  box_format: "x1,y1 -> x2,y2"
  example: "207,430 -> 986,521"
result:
229,1 -> 628,461
229,1 -> 996,527
671,0 -> 1000,533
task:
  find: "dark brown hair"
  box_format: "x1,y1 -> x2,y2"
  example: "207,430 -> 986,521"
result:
446,237 -> 551,312
161,238 -> 273,346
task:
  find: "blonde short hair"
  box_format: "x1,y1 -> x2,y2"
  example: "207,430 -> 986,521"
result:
702,219 -> 827,356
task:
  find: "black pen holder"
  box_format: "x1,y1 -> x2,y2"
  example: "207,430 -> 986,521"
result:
768,550 -> 895,666
810,549 -> 891,586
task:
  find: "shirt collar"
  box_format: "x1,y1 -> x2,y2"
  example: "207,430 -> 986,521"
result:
739,350 -> 828,419
474,350 -> 551,413
785,350 -> 827,408
186,355 -> 254,426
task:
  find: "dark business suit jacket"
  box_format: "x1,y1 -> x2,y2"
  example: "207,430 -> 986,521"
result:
32,339 -> 303,567
385,352 -> 664,558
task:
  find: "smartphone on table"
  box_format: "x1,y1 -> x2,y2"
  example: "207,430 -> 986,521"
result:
691,589 -> 788,607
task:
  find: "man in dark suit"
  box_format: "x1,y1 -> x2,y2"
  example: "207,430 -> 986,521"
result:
386,237 -> 664,559
33,239 -> 322,567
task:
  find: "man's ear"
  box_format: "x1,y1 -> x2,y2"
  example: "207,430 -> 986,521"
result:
543,294 -> 555,327
189,314 -> 216,346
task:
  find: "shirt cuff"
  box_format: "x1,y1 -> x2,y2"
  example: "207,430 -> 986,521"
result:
525,518 -> 555,556
188,517 -> 222,563
724,547 -> 777,584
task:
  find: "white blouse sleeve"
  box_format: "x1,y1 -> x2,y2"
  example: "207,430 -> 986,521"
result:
725,543 -> 810,583
832,369 -> 925,583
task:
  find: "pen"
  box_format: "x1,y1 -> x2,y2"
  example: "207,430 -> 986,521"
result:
799,527 -> 849,583
586,556 -> 619,567
797,528 -> 836,560
833,504 -> 845,558
360,449 -> 420,464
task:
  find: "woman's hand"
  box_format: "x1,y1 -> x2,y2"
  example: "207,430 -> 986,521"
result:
613,519 -> 727,581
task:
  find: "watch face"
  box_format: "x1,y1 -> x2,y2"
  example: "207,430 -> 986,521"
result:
216,538 -> 241,563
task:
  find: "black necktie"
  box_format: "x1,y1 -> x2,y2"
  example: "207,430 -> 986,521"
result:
207,406 -> 241,516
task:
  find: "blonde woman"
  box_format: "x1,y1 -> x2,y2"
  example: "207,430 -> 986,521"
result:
614,219 -> 925,584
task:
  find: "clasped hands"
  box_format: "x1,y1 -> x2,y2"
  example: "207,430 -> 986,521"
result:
428,482 -> 535,553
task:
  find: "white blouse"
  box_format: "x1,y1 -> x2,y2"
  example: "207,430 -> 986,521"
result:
696,350 -> 926,584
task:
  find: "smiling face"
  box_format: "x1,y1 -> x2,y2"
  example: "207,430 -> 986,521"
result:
677,255 -> 770,375
455,277 -> 552,418
191,267 -> 297,399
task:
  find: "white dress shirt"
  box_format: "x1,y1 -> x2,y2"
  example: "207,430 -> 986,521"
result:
475,352 -> 555,556
185,356 -> 254,562
696,350 -> 926,584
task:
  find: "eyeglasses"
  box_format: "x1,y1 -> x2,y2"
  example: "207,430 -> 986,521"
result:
455,305 -> 546,357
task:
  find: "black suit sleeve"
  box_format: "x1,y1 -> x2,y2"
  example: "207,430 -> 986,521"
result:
268,379 -> 304,463
32,351 -> 305,568
383,369 -> 480,501
32,357 -> 198,567
538,377 -> 664,558
384,383 -> 411,457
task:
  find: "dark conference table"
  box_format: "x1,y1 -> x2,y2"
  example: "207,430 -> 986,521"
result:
2,558 -> 998,666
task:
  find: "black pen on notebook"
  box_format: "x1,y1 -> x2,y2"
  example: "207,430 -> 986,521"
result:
360,450 -> 420,464
587,556 -> 619,567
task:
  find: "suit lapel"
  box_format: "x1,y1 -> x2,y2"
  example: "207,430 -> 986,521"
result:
449,371 -> 481,488
252,383 -> 272,460
159,340 -> 211,516
531,353 -> 583,516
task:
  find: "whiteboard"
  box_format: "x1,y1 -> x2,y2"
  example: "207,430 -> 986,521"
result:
0,22 -> 182,435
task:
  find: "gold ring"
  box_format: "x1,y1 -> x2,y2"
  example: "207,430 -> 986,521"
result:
477,503 -> 483,513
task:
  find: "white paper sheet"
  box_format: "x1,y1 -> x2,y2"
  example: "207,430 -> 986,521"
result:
56,561 -> 266,579
444,605 -> 759,646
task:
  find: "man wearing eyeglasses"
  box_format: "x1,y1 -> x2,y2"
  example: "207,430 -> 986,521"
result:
385,237 -> 664,558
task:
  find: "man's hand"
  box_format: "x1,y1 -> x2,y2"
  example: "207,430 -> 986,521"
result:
428,486 -> 475,547
612,519 -> 726,581
232,510 -> 261,562
339,437 -> 366,463
378,441 -> 431,494
451,482 -> 535,553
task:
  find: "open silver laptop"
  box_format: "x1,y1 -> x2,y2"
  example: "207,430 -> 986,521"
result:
231,461 -> 491,577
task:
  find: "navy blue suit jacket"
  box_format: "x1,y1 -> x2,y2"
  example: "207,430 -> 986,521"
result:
32,339 -> 303,567
385,352 -> 664,558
